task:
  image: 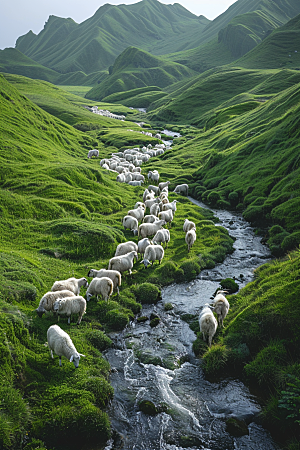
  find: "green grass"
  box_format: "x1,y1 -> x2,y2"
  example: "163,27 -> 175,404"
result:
58,85 -> 94,97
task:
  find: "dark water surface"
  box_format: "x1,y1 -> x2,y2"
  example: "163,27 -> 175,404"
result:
104,199 -> 278,450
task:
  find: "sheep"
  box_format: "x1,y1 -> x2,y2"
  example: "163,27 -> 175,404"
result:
145,198 -> 159,210
88,149 -> 99,159
162,200 -> 177,213
137,238 -> 152,259
143,188 -> 150,202
116,173 -> 126,183
212,291 -> 230,327
152,229 -> 170,248
183,219 -> 196,233
108,251 -> 138,275
128,206 -> 145,222
155,133 -> 161,139
134,202 -> 145,209
86,277 -> 114,302
199,304 -> 218,347
185,228 -> 196,252
158,181 -> 170,191
100,158 -> 110,167
87,269 -> 121,294
124,172 -> 133,183
138,220 -> 166,239
158,209 -> 173,227
36,290 -> 76,318
143,214 -> 160,223
174,184 -> 189,196
115,241 -> 138,257
132,173 -> 145,183
122,215 -> 138,235
148,171 -> 160,184
141,244 -> 164,268
51,277 -> 88,296
132,167 -> 141,173
145,191 -> 155,201
47,324 -> 85,368
102,163 -> 110,171
128,180 -> 142,186
148,185 -> 160,195
53,296 -> 86,325
150,203 -> 160,217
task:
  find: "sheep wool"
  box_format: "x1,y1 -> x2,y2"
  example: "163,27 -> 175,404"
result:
47,324 -> 85,368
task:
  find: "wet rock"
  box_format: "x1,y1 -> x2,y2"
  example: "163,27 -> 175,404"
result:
137,315 -> 148,323
110,429 -> 125,449
226,417 -> 249,436
138,399 -> 158,415
179,435 -> 203,448
164,302 -> 174,311
150,317 -> 160,327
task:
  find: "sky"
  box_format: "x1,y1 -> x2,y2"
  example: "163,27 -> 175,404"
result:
0,0 -> 237,50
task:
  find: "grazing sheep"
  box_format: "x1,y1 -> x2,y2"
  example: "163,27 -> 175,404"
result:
158,209 -> 173,227
122,215 -> 139,235
174,184 -> 189,196
162,200 -> 177,213
115,241 -> 138,257
36,290 -> 76,318
132,167 -> 141,173
183,219 -> 196,233
145,191 -> 155,201
47,324 -> 85,368
128,206 -> 145,222
185,228 -> 196,252
148,185 -> 160,195
134,202 -> 145,209
88,149 -> 99,159
138,220 -> 166,239
132,174 -> 145,183
124,172 -> 133,183
86,277 -> 114,302
148,171 -> 160,184
150,203 -> 160,217
143,214 -> 160,223
155,133 -> 161,139
152,229 -> 170,248
100,159 -> 110,167
108,251 -> 138,275
87,269 -> 121,294
141,244 -> 165,268
53,296 -> 86,325
137,238 -> 152,259
145,198 -> 159,210
51,277 -> 88,296
212,291 -> 230,327
128,180 -> 143,186
158,181 -> 170,191
199,304 -> 218,347
116,173 -> 126,183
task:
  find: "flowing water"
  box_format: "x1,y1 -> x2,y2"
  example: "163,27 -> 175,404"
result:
104,199 -> 279,450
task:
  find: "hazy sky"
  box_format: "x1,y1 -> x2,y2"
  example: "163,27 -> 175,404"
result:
1,0 -> 237,50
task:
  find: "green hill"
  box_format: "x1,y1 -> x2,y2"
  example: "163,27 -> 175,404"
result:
102,86 -> 167,108
234,12 -> 300,68
85,47 -> 196,101
15,0 -> 207,74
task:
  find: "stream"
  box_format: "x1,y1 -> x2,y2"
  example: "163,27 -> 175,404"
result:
104,199 -> 279,450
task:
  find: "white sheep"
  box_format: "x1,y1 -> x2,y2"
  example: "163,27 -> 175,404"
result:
158,209 -> 173,227
128,206 -> 145,222
137,238 -> 152,259
199,304 -> 218,347
108,251 -> 138,275
116,173 -> 126,183
128,180 -> 142,186
100,158 -> 110,167
162,200 -> 177,213
148,171 -> 160,184
86,277 -> 114,302
158,181 -> 170,191
132,174 -> 145,183
114,241 -> 138,257
53,296 -> 86,325
51,277 -> 88,296
150,203 -> 160,216
148,185 -> 160,195
183,219 -> 196,233
122,215 -> 139,235
87,268 -> 121,294
36,290 -> 76,317
141,244 -> 165,268
185,228 -> 196,252
143,214 -> 160,223
212,291 -> 230,327
47,324 -> 85,368
124,172 -> 133,183
174,184 -> 189,196
88,149 -> 99,159
138,220 -> 166,239
134,202 -> 145,209
145,198 -> 159,210
143,188 -> 150,202
152,229 -> 170,248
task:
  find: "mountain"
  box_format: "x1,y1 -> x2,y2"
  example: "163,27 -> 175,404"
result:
15,0 -> 208,74
234,12 -> 300,68
85,46 -> 196,101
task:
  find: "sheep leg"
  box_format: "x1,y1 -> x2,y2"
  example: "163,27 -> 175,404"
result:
202,332 -> 206,342
50,349 -> 54,359
68,316 -> 71,325
59,356 -> 62,366
117,286 -> 120,295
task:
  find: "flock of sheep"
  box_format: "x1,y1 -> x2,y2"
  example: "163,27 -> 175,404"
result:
37,139 -> 229,369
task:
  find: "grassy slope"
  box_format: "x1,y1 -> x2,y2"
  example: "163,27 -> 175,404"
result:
0,73 -> 234,449
234,12 -> 300,69
15,0 -> 205,74
85,47 -> 196,101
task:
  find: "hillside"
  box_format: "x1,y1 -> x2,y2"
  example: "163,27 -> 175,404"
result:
15,0 -> 207,74
85,47 -> 196,101
234,12 -> 300,68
